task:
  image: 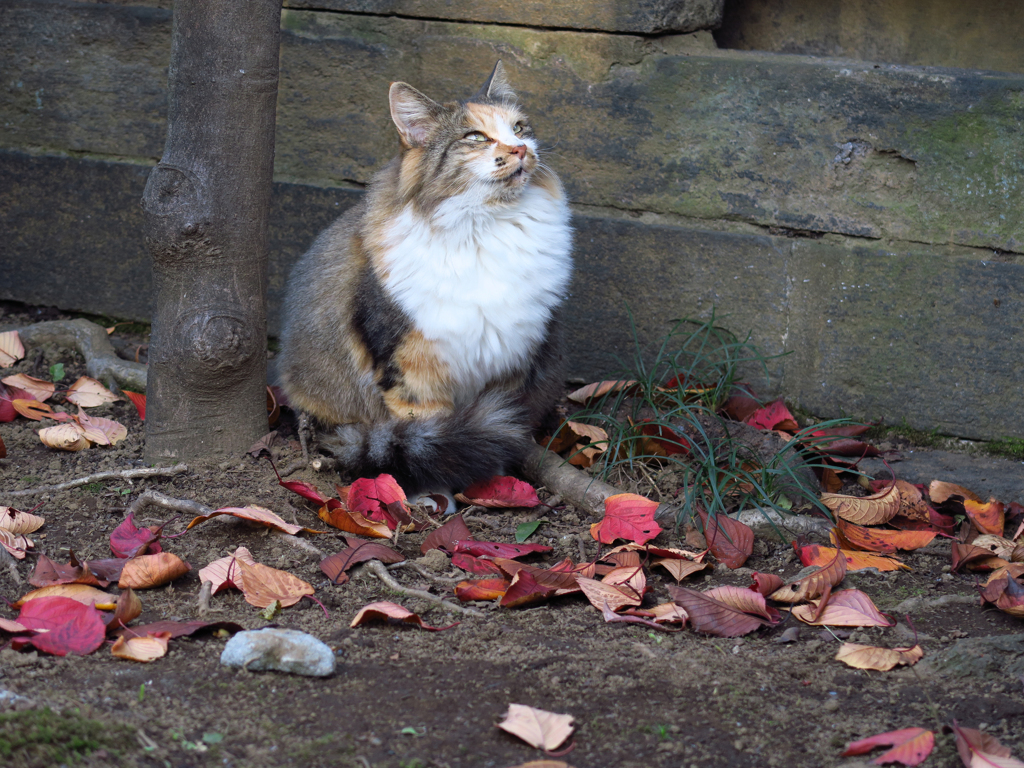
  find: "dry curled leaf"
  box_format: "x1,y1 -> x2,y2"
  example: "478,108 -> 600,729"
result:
770,550 -> 847,607
575,576 -> 642,612
835,643 -> 923,671
841,727 -> 935,766
698,508 -> 753,569
118,552 -> 191,589
497,703 -> 575,751
185,505 -> 320,536
668,584 -> 773,637
350,601 -> 458,631
1,374 -> 55,401
111,631 -> 172,662
0,331 -> 25,367
566,380 -> 637,404
65,376 -> 119,407
821,483 -> 900,525
928,480 -> 981,505
233,558 -> 314,608
39,422 -> 90,451
792,589 -> 894,627
1,506 -> 45,535
76,409 -> 128,445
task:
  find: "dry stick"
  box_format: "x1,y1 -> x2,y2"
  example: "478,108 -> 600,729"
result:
16,319 -> 148,391
387,560 -> 465,585
364,559 -> 482,617
128,488 -> 213,518
273,530 -> 325,559
521,443 -> 623,516
2,464 -> 188,499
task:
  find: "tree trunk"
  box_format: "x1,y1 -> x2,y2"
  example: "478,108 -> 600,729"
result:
142,0 -> 281,462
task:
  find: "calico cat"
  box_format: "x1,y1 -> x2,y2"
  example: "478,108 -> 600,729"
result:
278,62 -> 573,495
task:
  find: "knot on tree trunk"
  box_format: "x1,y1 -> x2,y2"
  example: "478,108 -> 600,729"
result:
142,163 -> 210,246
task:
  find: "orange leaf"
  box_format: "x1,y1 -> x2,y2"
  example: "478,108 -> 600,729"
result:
800,541 -> 909,572
835,642 -> 923,671
185,505 -> 320,536
792,589 -> 893,627
122,390 -> 146,420
576,575 -> 642,611
590,494 -> 662,545
317,500 -> 391,538
820,483 -> 900,525
15,583 -> 113,609
928,480 -> 981,504
118,552 -> 191,589
963,498 -> 1005,535
14,398 -> 54,421
454,578 -> 509,602
1,374 -> 55,402
0,331 -> 25,367
350,601 -> 458,631
198,547 -> 258,593
111,631 -> 171,662
770,549 -> 847,604
233,559 -> 314,608
498,704 -> 575,752
699,508 -> 753,569
834,519 -> 936,553
65,376 -> 119,407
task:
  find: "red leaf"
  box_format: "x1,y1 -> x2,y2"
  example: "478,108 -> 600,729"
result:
109,512 -> 162,558
454,578 -> 510,602
457,476 -> 540,508
499,570 -> 558,608
721,394 -> 761,422
347,474 -> 408,524
451,553 -> 505,576
280,479 -> 329,506
698,509 -> 754,569
0,386 -> 37,423
452,540 -> 552,559
112,619 -> 243,639
744,399 -> 798,432
122,390 -> 146,421
320,539 -> 405,584
12,597 -> 107,656
667,585 -> 771,637
590,494 -> 662,546
421,514 -> 472,554
841,727 -> 935,766
638,421 -> 691,456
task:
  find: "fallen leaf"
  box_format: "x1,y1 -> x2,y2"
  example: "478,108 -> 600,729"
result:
652,558 -> 711,582
38,421 -> 90,450
29,554 -> 108,588
971,535 -> 1017,560
951,541 -> 1007,572
15,398 -> 54,421
454,578 -> 510,602
15,583 -> 114,609
703,585 -> 778,622
320,539 -> 405,585
122,390 -> 146,420
109,512 -> 163,558
835,643 -> 924,671
744,399 -> 798,432
0,506 -> 45,535
497,703 -> 575,751
500,570 -> 560,608
796,541 -> 909,572
834,519 -> 936,553
1,374 -> 55,401
118,552 -> 191,589
65,376 -> 119,407
668,584 -> 773,637
346,474 -> 409,525
821,484 -> 901,525
792,589 -> 894,627
198,547 -> 258,593
951,722 -> 1024,768
928,480 -> 981,505
111,619 -> 243,639
452,540 -> 553,558
600,600 -> 679,631
566,380 -> 637,403
10,597 -> 107,656
185,505 -> 319,536
963,498 -> 1005,536
421,514 -> 472,554
278,477 -> 328,506
317,499 -> 391,538
698,508 -> 754,569
350,601 -> 458,631
770,550 -> 847,607
590,494 -> 662,546
576,575 -> 643,611
451,553 -> 506,576
641,602 -> 690,624
233,559 -> 314,608
76,409 -> 128,445
637,420 -> 691,457
0,529 -> 34,559
456,476 -> 541,508
841,727 -> 935,766
0,331 -> 25,367
749,572 -> 785,597
111,631 -> 172,663
106,587 -> 143,632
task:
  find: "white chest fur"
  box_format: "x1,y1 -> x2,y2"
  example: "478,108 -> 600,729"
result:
380,184 -> 572,395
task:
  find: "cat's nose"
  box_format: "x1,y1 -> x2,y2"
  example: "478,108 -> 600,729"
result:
509,144 -> 526,160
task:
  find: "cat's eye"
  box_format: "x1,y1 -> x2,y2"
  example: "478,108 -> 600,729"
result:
464,131 -> 489,142
513,123 -> 525,135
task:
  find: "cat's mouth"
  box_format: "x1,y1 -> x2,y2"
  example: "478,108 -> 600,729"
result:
498,165 -> 528,184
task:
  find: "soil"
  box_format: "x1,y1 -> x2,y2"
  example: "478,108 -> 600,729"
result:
1,302 -> 1023,768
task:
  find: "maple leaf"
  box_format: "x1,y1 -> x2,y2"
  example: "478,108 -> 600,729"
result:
455,476 -> 540,508
590,494 -> 662,545
841,727 -> 935,766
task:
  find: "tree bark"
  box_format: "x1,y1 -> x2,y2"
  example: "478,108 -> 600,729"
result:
142,0 -> 281,462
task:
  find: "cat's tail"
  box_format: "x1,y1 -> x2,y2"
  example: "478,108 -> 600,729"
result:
321,391 -> 531,493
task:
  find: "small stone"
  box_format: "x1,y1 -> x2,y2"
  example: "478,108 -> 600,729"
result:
220,628 -> 336,677
823,698 -> 840,712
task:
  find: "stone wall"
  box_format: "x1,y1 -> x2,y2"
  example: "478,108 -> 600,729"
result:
1,0 -> 1023,439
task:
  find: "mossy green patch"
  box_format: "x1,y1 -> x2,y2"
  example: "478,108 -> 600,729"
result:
0,707 -> 136,768
986,437 -> 1024,461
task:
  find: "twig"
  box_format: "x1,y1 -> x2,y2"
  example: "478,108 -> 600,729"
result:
2,464 -> 188,498
521,443 -> 622,516
272,530 -> 325,559
196,580 -> 220,615
16,318 -> 147,391
128,489 -> 213,518
387,561 -> 465,584
279,459 -> 307,477
364,560 -> 481,617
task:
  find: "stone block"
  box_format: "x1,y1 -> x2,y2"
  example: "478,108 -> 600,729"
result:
284,0 -> 725,34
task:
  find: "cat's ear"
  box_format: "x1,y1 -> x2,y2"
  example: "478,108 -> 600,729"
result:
473,60 -> 517,103
389,82 -> 441,148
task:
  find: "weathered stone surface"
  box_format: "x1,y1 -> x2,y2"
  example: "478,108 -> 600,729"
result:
917,634 -> 1024,680
5,151 -> 1024,440
3,4 -> 1023,252
718,0 -> 1024,75
221,628 -> 337,677
285,0 -> 724,34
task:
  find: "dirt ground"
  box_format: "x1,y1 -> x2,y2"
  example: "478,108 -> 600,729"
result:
1,303 -> 1023,768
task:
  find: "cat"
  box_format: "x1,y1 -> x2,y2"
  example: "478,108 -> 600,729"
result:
278,61 -> 573,496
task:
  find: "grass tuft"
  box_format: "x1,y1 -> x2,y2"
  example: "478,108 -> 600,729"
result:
0,707 -> 136,767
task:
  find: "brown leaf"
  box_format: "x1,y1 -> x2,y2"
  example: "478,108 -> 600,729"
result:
963,498 -> 1005,536
65,376 -> 119,407
0,331 -> 25,367
951,541 -> 1007,572
1,374 -> 55,402
185,505 -> 321,536
928,480 -> 982,505
350,601 -> 458,631
820,483 -> 900,525
652,558 -> 711,582
38,422 -> 90,451
500,570 -> 559,608
667,584 -> 771,637
320,539 -> 405,584
111,631 -> 171,663
566,380 -> 637,404
769,549 -> 847,605
698,509 -> 754,569
497,704 -> 575,751
118,552 -> 191,589
576,575 -> 642,612
420,513 -> 472,554
702,585 -> 778,622
0,529 -> 34,559
106,588 -> 143,632
835,642 -> 923,671
232,559 -> 314,608
791,589 -> 894,627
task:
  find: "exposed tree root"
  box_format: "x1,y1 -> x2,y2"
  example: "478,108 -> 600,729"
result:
15,319 -> 147,391
2,464 -> 188,499
521,443 -> 623,516
364,559 -> 481,617
128,488 -> 212,519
